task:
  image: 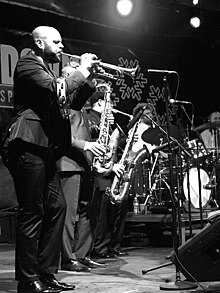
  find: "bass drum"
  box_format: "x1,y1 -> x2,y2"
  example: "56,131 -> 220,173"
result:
183,167 -> 211,208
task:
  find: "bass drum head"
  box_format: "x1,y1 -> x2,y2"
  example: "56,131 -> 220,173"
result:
183,167 -> 211,208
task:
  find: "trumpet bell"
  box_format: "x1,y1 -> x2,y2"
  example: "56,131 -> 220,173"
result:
121,65 -> 140,78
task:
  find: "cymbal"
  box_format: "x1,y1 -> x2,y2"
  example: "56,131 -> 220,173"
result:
141,127 -> 165,145
141,125 -> 180,145
195,121 -> 220,132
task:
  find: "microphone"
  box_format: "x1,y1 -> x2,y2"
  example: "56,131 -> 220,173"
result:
112,109 -> 133,119
169,99 -> 192,105
127,106 -> 146,129
147,69 -> 177,74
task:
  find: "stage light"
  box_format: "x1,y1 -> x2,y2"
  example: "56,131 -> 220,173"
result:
190,16 -> 201,28
116,0 -> 134,17
192,0 -> 199,5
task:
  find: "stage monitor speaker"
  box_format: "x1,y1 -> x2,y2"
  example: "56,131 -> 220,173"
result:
170,216 -> 220,282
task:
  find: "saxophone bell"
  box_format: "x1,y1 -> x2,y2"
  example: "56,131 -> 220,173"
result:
108,147 -> 151,204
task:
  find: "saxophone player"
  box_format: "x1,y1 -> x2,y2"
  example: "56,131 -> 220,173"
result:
57,64 -> 108,272
129,103 -> 157,157
127,103 -> 158,202
88,92 -> 129,259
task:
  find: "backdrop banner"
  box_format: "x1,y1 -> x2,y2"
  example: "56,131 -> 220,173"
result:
0,26 -> 184,136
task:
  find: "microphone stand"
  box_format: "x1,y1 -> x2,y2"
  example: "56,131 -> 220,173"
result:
141,76 -> 195,288
181,106 -> 205,229
158,75 -> 197,291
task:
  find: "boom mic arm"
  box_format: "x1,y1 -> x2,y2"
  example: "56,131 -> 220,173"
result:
169,99 -> 192,105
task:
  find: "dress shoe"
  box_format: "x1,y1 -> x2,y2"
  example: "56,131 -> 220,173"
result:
61,260 -> 90,272
93,252 -> 117,259
17,280 -> 62,293
109,249 -> 129,257
78,257 -> 107,269
40,274 -> 75,291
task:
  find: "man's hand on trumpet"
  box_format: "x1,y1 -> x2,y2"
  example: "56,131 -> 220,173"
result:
80,53 -> 99,72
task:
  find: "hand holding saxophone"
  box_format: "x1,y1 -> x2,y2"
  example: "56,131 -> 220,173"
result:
112,163 -> 125,177
84,141 -> 106,156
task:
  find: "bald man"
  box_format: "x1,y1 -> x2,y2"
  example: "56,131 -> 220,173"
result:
1,26 -> 101,293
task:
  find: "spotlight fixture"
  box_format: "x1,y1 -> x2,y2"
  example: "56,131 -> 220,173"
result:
190,16 -> 201,28
116,0 -> 134,17
192,0 -> 199,5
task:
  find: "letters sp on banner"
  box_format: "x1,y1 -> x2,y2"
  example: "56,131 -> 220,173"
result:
0,84 -> 13,108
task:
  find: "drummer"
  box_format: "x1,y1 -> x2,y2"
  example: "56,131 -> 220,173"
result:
200,111 -> 220,152
129,103 -> 157,157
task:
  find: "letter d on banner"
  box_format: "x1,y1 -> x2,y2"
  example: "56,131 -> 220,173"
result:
1,44 -> 18,84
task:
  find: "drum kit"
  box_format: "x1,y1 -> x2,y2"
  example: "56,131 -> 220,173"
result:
131,120 -> 220,211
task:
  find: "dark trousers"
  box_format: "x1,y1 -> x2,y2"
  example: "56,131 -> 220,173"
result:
74,172 -> 99,259
60,172 -> 81,263
8,141 -> 66,283
93,191 -> 128,254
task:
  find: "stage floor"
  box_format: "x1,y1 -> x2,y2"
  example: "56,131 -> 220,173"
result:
1,243 -> 220,293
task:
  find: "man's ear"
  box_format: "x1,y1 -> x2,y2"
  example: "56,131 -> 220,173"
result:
35,38 -> 44,49
98,99 -> 103,106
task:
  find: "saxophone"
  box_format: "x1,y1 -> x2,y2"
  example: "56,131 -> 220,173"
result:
106,119 -> 148,203
92,83 -> 122,173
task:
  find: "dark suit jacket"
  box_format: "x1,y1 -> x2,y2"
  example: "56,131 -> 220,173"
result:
57,108 -> 93,172
7,51 -> 95,152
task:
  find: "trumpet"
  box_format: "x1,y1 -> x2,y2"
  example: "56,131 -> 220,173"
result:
61,52 -> 139,79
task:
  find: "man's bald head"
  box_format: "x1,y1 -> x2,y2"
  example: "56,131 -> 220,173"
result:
32,26 -> 60,41
31,26 -> 64,63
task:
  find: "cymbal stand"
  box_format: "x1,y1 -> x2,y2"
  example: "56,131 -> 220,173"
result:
147,139 -> 166,206
142,74 -> 197,291
175,103 -> 193,236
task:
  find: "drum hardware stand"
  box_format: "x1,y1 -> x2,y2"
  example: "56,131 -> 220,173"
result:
184,155 -> 193,237
141,141 -> 168,210
205,128 -> 220,209
195,142 -> 204,227
205,164 -> 219,208
142,74 -> 197,291
180,105 -> 206,228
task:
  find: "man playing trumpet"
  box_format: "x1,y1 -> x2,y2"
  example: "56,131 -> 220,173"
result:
1,25 -> 101,293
